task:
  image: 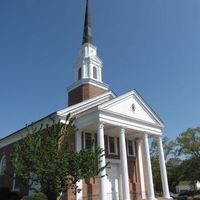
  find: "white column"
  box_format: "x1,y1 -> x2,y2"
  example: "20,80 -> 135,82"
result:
157,136 -> 171,199
143,134 -> 156,200
99,68 -> 102,82
12,173 -> 16,191
136,139 -> 146,200
97,123 -> 107,200
76,130 -> 83,200
119,127 -> 130,200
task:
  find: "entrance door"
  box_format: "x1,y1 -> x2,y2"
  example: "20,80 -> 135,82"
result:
107,163 -> 120,200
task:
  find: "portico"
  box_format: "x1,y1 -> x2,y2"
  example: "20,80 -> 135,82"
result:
59,90 -> 171,200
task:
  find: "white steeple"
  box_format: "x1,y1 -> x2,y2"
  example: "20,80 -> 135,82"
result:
67,0 -> 109,106
75,43 -> 103,82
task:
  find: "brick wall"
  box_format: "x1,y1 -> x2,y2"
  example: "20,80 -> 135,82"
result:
0,143 -> 28,196
68,84 -> 108,106
0,135 -> 142,200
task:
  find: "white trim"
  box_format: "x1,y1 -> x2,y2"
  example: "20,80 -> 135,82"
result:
99,110 -> 162,135
99,108 -> 162,129
58,91 -> 115,116
98,90 -> 164,128
106,158 -> 120,164
108,136 -> 118,155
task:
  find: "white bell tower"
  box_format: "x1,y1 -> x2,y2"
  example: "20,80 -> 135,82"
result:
67,0 -> 109,106
75,43 -> 102,82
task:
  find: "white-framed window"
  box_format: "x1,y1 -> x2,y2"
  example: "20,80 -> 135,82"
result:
0,155 -> 6,175
83,132 -> 96,149
108,136 -> 117,155
127,140 -> 135,156
93,66 -> 97,79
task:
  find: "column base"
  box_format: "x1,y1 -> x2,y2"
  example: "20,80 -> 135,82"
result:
146,197 -> 157,200
145,196 -> 172,200
162,197 -> 173,200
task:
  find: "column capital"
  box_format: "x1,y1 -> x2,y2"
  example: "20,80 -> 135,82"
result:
143,133 -> 149,139
76,129 -> 82,133
119,127 -> 125,134
97,122 -> 104,129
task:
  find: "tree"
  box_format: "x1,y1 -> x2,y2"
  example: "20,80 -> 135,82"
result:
150,137 -> 175,159
176,127 -> 200,159
176,127 -> 200,189
166,157 -> 182,192
11,114 -> 107,200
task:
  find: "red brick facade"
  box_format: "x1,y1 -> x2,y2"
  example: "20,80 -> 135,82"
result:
0,142 -> 28,197
0,135 -> 142,199
68,84 -> 108,106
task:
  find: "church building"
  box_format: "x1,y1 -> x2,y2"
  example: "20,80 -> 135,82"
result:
0,1 -> 171,200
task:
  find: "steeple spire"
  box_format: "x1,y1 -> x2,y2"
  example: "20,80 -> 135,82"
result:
67,0 -> 109,106
82,0 -> 93,45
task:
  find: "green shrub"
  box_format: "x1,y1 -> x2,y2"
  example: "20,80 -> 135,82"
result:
22,192 -> 48,200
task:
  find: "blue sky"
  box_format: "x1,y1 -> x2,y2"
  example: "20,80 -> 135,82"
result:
0,0 -> 200,139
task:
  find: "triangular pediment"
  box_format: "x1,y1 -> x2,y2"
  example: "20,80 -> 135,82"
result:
98,90 -> 164,127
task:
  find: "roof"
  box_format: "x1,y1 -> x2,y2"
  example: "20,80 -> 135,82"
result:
0,89 -> 164,147
82,0 -> 93,45
0,91 -> 116,148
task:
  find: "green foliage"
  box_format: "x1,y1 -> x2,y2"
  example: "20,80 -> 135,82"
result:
22,192 -> 48,200
151,156 -> 162,192
178,157 -> 200,184
150,137 -> 176,159
11,114 -> 107,200
176,127 -> 200,158
151,127 -> 200,193
176,127 -> 200,185
166,157 -> 182,191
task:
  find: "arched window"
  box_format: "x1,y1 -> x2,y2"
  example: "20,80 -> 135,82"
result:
0,155 -> 6,175
93,67 -> 97,79
78,68 -> 82,80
